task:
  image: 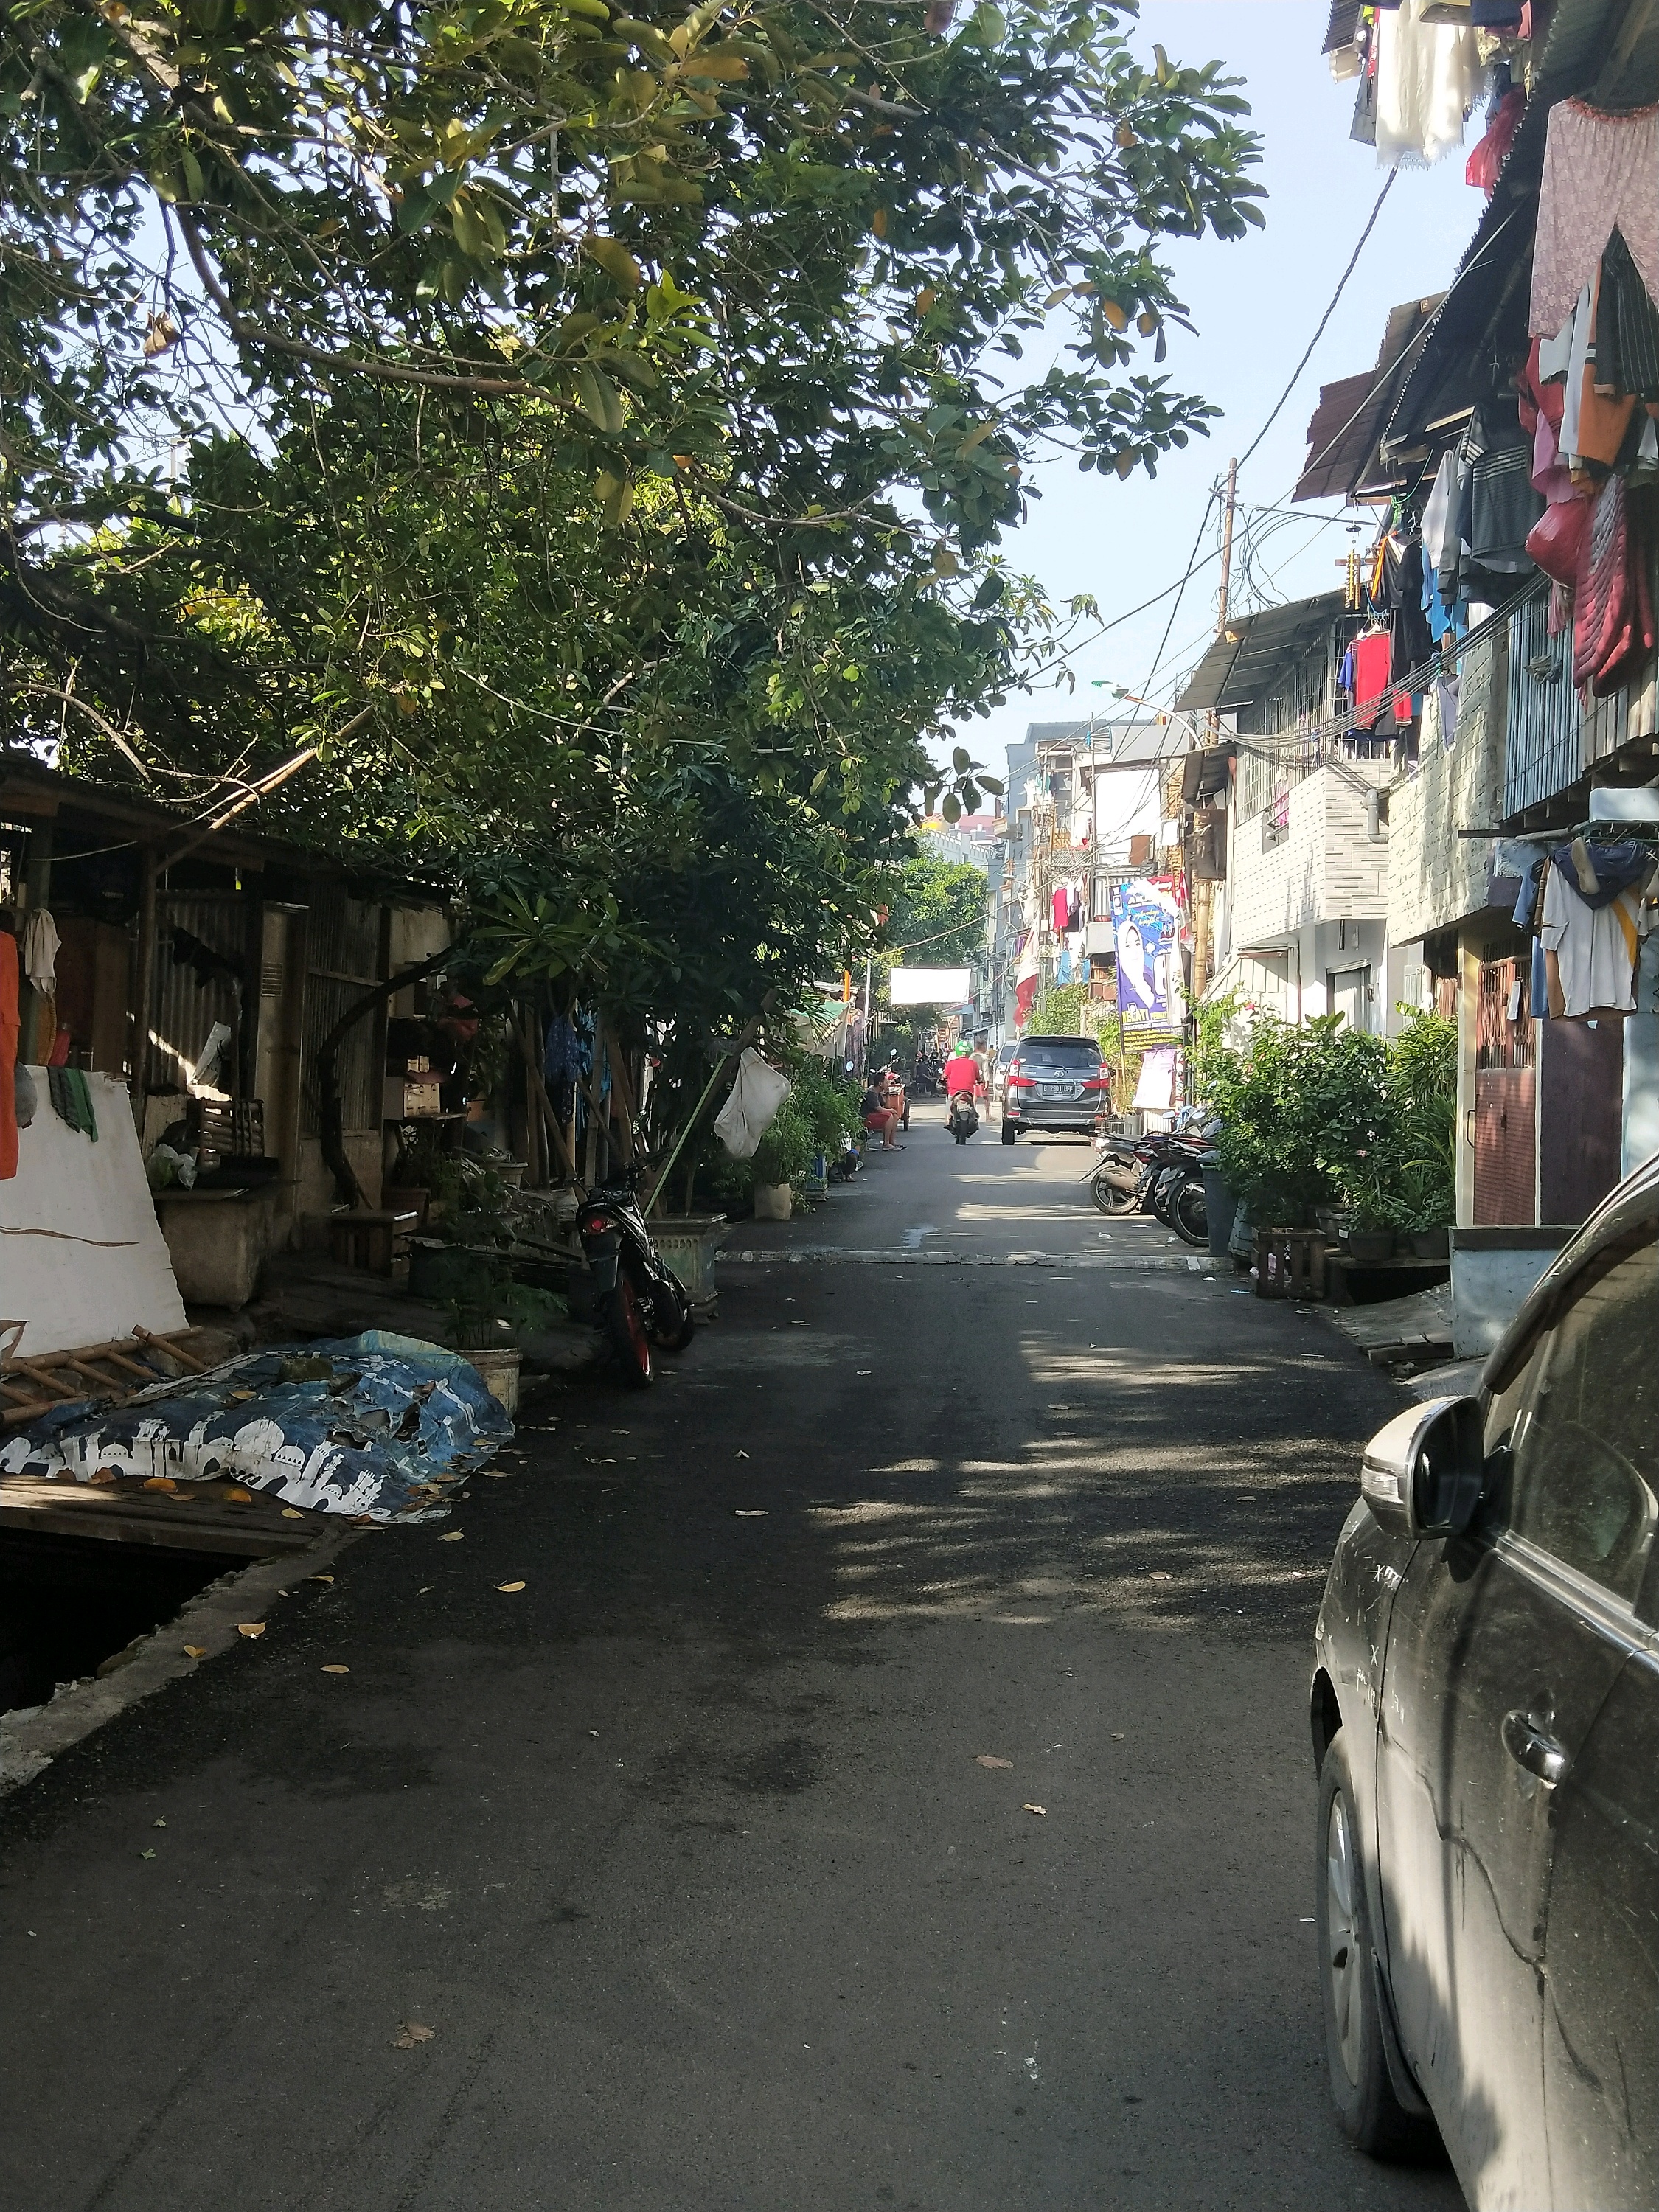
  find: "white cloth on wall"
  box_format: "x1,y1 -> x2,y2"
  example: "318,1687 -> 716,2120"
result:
0,1070 -> 187,1356
1539,863 -> 1655,1018
1374,0 -> 1484,170
20,908 -> 59,996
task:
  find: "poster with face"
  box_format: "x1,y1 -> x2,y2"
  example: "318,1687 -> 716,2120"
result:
1109,880 -> 1181,1026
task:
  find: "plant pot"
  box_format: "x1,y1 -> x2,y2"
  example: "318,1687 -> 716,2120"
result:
752,1181 -> 793,1222
1313,1206 -> 1351,1239
454,1342 -> 522,1415
1410,1226 -> 1450,1260
1346,1229 -> 1395,1265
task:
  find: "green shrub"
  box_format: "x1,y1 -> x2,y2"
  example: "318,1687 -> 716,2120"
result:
751,1090 -> 815,1186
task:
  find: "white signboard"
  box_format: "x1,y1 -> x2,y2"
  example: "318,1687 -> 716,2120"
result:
888,966 -> 971,1006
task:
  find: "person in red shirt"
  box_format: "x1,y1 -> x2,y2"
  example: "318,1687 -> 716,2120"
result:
944,1043 -> 982,1100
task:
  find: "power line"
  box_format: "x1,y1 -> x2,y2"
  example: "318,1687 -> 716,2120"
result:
1236,173 -> 1397,476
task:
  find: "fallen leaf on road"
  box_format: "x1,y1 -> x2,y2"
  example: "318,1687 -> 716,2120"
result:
392,2023 -> 434,2048
310,1574 -> 334,1585
321,1664 -> 350,1674
225,1485 -> 253,1503
153,1818 -> 167,1829
281,1507 -> 305,1520
142,1477 -> 177,1492
1111,1732 -> 1126,1741
183,1645 -> 206,1658
1147,1571 -> 1172,1581
438,1531 -> 465,1543
139,1848 -> 156,1860
485,1471 -> 513,1479
1022,1804 -> 1046,1817
734,1509 -> 767,1517
855,1370 -> 872,1377
975,1755 -> 1013,1770
497,1580 -> 526,1592
237,1622 -> 265,1638
734,1450 -> 749,1459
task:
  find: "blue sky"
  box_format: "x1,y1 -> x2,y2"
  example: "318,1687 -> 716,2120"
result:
957,0 -> 1481,789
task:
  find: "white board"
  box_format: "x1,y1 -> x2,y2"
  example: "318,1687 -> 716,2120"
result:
0,1071 -> 187,1356
888,966 -> 971,1006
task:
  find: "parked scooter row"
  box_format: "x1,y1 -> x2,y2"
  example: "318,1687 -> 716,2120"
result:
1085,1120 -> 1217,1247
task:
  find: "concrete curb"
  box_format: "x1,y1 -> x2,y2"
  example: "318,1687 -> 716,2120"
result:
721,1248 -> 1200,1268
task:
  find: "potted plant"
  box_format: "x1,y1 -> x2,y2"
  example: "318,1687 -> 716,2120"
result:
420,1158 -> 565,1409
750,1090 -> 813,1220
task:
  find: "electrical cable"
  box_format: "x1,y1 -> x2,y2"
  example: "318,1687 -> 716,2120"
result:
1235,173 -> 1397,476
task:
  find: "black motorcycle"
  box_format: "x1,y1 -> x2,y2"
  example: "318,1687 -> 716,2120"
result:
947,1091 -> 980,1144
1087,1127 -> 1209,1245
577,1174 -> 695,1388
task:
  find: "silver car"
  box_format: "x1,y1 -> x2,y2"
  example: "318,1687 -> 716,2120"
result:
999,1035 -> 1109,1143
1311,1158 -> 1659,2205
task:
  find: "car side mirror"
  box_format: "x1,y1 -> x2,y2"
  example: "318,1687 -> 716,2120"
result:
1359,1396 -> 1485,1540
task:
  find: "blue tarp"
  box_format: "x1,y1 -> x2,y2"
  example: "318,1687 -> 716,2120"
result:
0,1332 -> 512,1521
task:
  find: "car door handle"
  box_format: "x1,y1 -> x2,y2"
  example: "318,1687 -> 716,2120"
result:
1502,1709 -> 1569,1787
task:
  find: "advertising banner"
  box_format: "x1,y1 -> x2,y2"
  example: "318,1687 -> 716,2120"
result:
1109,878 -> 1182,1029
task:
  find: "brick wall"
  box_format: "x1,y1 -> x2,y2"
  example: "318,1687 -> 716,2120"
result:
1229,759 -> 1389,946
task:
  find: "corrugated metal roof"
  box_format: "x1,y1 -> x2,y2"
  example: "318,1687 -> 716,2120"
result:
1294,298 -> 1444,504
1174,592 -> 1346,714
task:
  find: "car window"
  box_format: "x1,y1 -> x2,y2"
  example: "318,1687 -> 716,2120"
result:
1017,1041 -> 1100,1068
1482,1231 -> 1659,1604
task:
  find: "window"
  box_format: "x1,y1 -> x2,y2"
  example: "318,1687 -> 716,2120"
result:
1483,1233 -> 1659,1603
1016,1040 -> 1101,1068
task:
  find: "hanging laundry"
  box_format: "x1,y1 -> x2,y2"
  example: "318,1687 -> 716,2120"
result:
1461,398 -> 1544,581
1051,886 -> 1069,933
1057,945 -> 1073,987
1573,470 -> 1655,693
46,1065 -> 97,1141
1436,669 -> 1461,751
1422,448 -> 1460,580
1377,534 -> 1435,686
1531,99 -> 1659,338
20,908 -> 58,997
1350,630 -> 1394,731
1374,0 -> 1484,170
1594,227 -> 1659,400
1466,80 -> 1526,195
0,933 -> 16,1182
1538,840 -> 1656,1017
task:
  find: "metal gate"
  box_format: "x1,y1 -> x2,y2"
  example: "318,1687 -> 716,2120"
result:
1473,947 -> 1535,1226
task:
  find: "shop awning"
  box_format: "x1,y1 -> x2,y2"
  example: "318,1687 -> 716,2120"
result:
1174,592 -> 1345,715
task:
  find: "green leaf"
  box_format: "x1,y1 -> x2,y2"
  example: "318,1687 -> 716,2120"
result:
576,364 -> 627,434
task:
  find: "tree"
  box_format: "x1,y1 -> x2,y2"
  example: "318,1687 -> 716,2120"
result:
882,853 -> 989,972
4,0 -> 1263,787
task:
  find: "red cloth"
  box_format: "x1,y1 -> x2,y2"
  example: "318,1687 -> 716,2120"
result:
0,934 -> 17,1181
1352,631 -> 1392,729
1014,970 -> 1038,1026
1573,472 -> 1655,694
945,1056 -> 979,1096
1051,887 -> 1069,933
1467,87 -> 1526,198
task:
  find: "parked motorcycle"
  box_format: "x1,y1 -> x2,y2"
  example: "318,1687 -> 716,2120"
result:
577,1173 -> 695,1388
1086,1127 -> 1210,1245
947,1092 -> 981,1144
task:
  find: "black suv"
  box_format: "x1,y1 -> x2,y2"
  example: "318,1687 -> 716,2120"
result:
999,1034 -> 1109,1143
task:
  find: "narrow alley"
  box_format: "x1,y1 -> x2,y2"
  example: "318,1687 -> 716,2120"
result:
0,1119 -> 1460,2212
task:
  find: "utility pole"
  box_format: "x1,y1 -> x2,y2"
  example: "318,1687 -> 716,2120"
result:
1217,456 -> 1237,636
1191,458 -> 1237,1030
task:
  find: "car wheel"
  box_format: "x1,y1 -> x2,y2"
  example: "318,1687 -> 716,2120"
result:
1001,1122 -> 1016,1146
1316,1735 -> 1443,2162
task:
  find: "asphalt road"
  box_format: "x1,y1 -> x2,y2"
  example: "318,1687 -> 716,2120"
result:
0,1114 -> 1465,2211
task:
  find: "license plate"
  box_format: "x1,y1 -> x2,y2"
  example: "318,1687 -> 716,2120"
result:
1038,1083 -> 1077,1101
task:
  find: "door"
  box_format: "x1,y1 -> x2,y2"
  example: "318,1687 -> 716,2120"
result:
1374,1233 -> 1659,2205
1474,948 -> 1535,1225
1328,965 -> 1372,1035
1538,1016 -> 1624,1224
1532,1232 -> 1659,2209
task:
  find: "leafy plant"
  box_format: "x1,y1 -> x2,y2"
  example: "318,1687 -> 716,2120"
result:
791,1065 -> 865,1156
428,1157 -> 566,1346
751,1090 -> 815,1187
1027,982 -> 1089,1035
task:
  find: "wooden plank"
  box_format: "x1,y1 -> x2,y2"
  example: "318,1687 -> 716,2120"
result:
0,1475 -> 326,1555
